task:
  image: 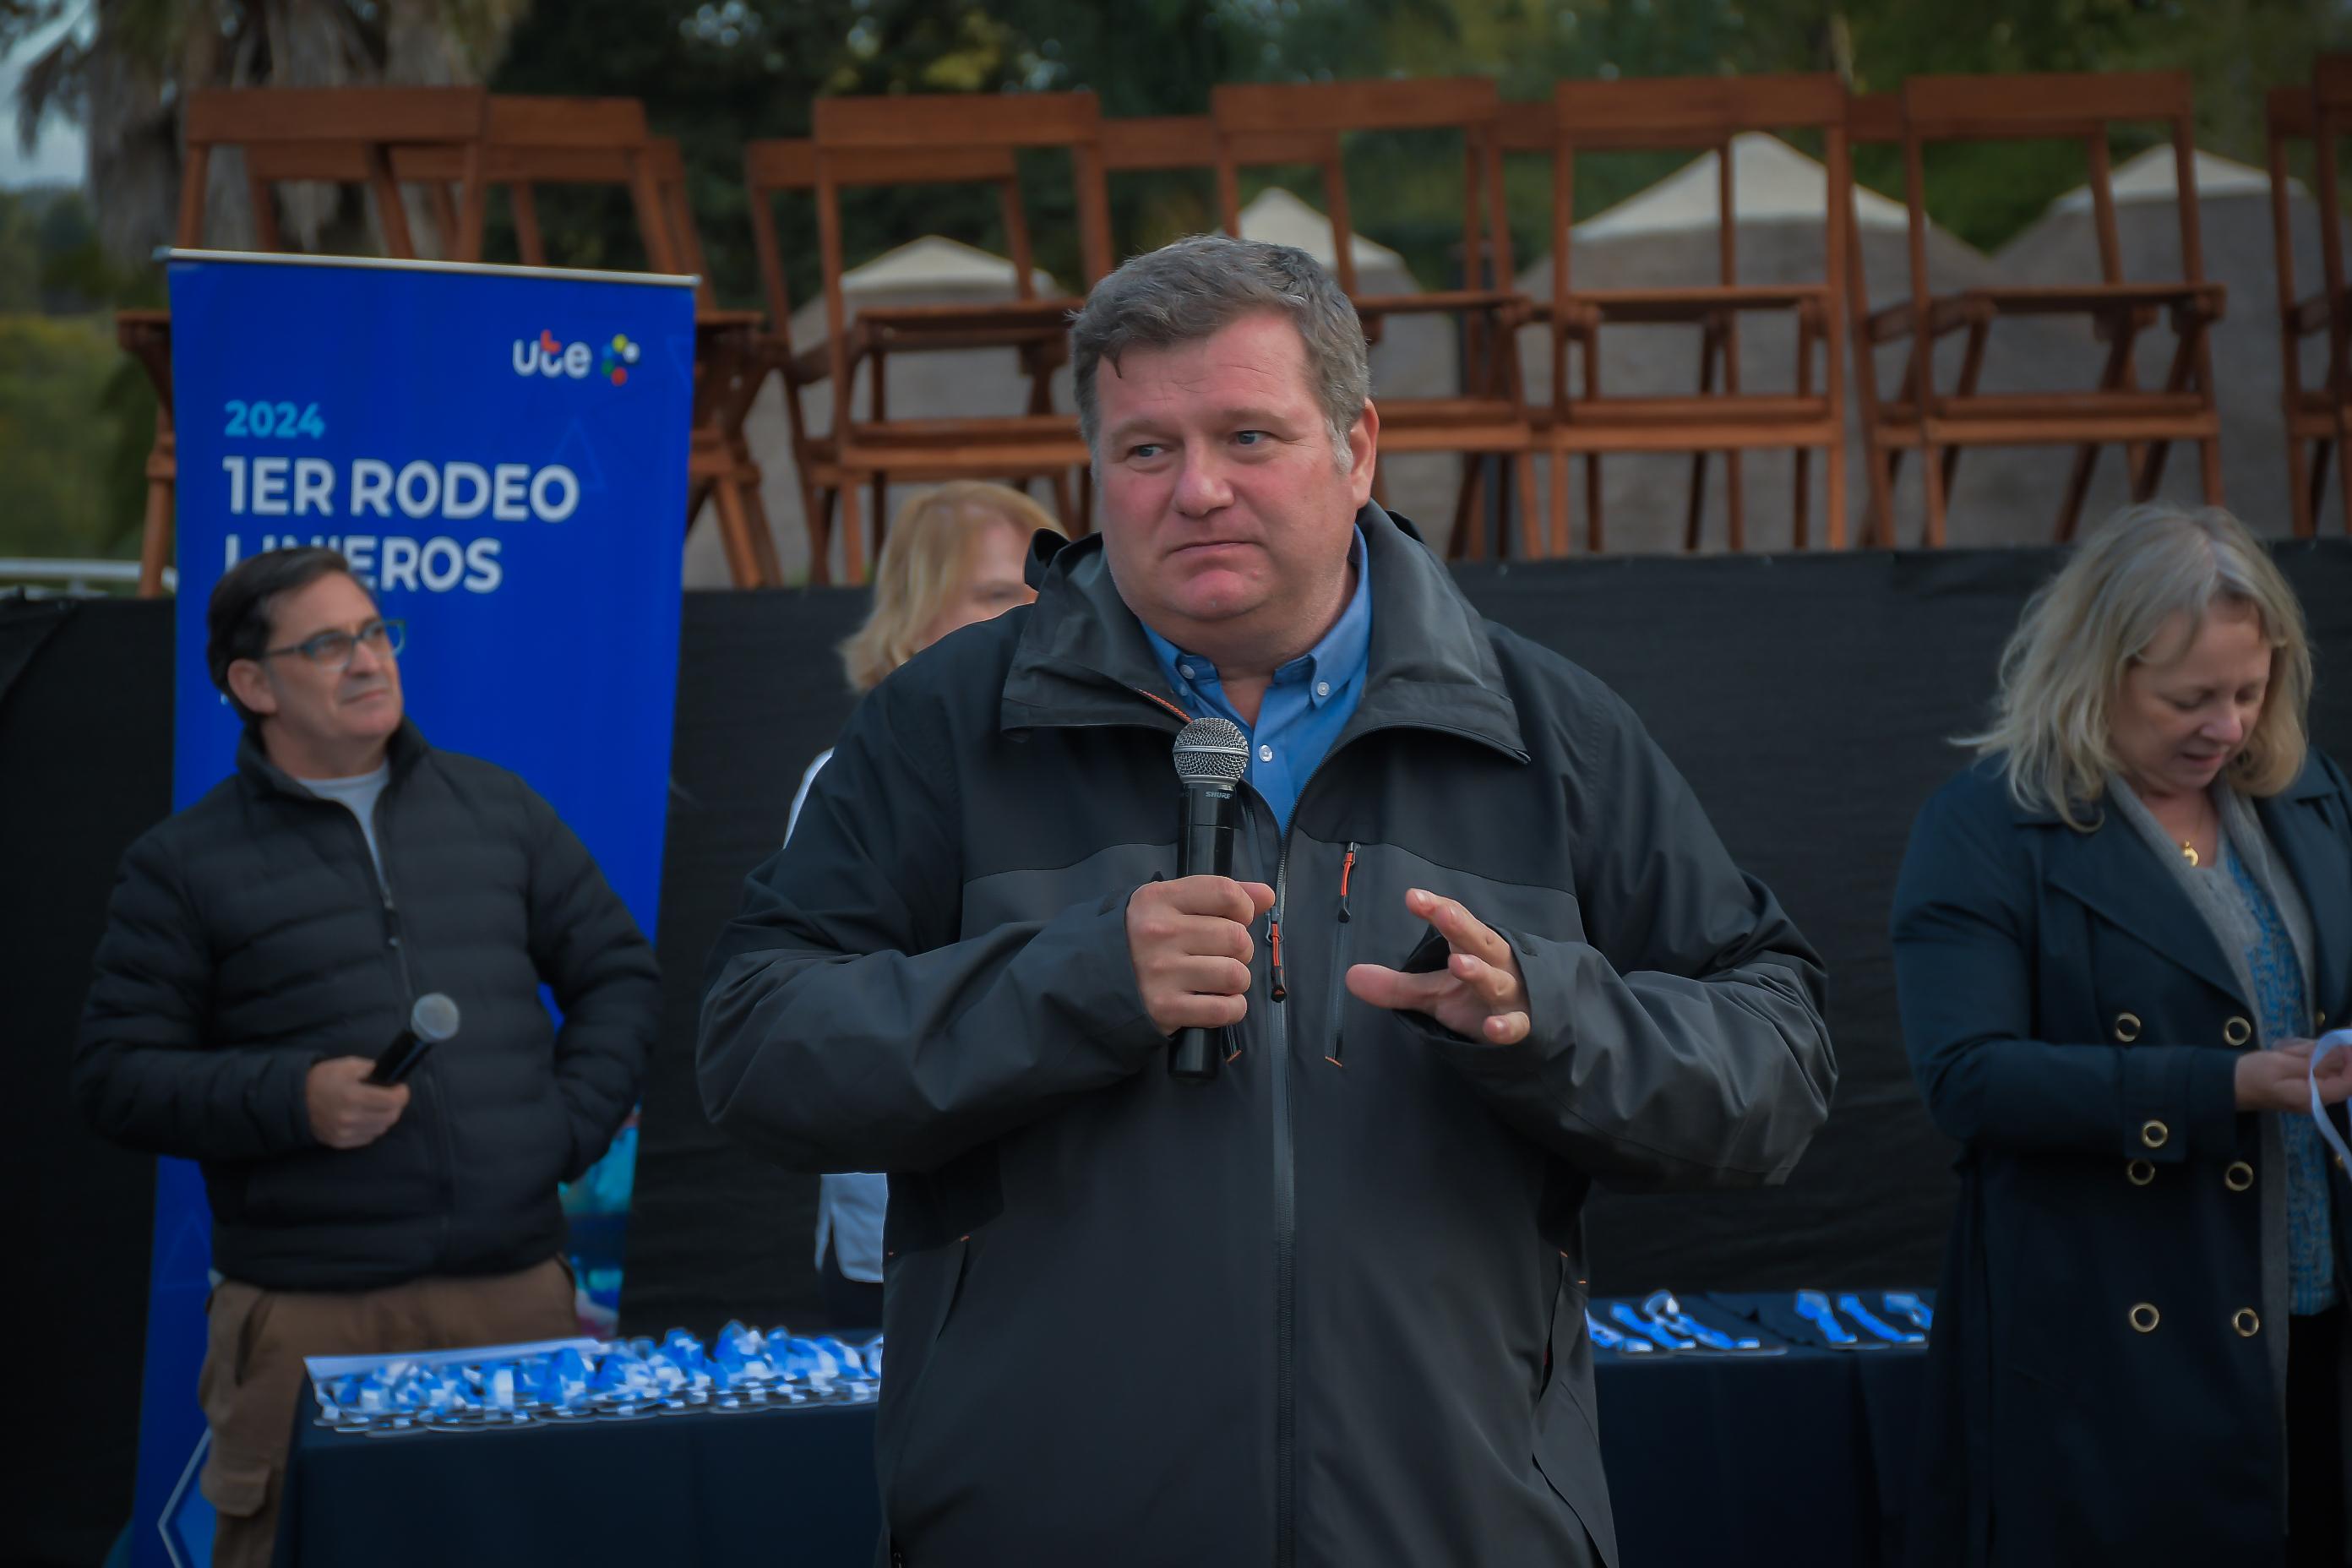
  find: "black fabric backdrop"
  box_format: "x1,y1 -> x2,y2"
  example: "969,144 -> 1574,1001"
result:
623,543 -> 2352,1335
3,596 -> 171,1568
11,544 -> 2352,1562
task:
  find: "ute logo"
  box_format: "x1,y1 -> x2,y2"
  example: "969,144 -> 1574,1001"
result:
512,329 -> 640,384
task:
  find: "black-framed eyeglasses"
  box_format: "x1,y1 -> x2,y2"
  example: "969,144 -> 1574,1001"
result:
261,618 -> 406,667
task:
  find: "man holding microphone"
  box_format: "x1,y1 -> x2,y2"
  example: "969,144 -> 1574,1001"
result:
701,235 -> 1834,1566
76,546 -> 659,1567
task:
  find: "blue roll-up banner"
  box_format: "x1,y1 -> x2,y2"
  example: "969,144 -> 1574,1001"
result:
134,252 -> 693,1567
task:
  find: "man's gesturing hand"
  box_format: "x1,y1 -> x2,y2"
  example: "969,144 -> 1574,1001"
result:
1128,876 -> 1277,1037
1346,887 -> 1533,1045
306,1057 -> 411,1149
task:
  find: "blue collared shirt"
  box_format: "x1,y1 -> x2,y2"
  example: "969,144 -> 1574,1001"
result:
1141,528 -> 1371,835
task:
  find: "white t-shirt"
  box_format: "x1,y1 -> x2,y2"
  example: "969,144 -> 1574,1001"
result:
788,749 -> 886,1285
303,762 -> 392,879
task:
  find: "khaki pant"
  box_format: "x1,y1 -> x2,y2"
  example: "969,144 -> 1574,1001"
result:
198,1256 -> 578,1568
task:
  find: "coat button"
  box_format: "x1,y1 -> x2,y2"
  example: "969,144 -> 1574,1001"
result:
2224,1162 -> 2255,1191
2224,1016 -> 2252,1047
2130,1303 -> 2161,1333
2233,1308 -> 2260,1337
2140,1119 -> 2170,1150
2126,1159 -> 2156,1186
2113,1011 -> 2142,1043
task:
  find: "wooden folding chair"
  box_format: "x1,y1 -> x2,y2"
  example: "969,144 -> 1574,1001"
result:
1209,78 -> 1535,559
128,86 -> 493,594
745,137 -> 1079,584
2277,63 -> 2352,536
811,91 -> 1113,577
1854,72 -> 2225,548
1532,74 -> 1851,556
386,98 -> 781,585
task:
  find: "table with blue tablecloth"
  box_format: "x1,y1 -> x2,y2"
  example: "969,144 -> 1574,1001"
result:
270,1293 -> 1930,1567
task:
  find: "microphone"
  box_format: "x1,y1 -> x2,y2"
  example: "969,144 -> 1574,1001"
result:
1169,716 -> 1250,1082
368,993 -> 460,1086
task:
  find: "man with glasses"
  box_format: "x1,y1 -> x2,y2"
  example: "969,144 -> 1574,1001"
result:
74,546 -> 660,1568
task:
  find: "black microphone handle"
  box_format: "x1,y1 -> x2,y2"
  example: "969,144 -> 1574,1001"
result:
1169,783 -> 1238,1082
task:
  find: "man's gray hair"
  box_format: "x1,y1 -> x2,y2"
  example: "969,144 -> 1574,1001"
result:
1071,233 -> 1371,469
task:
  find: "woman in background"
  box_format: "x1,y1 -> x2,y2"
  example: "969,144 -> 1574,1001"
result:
789,481 -> 1065,1330
1892,503 -> 2352,1565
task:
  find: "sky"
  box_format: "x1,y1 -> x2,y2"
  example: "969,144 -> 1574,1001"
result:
0,14 -> 89,189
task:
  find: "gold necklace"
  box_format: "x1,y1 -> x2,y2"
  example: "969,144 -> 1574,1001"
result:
2178,795 -> 2213,866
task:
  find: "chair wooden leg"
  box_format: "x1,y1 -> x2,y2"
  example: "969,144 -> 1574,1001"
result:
1942,323 -> 1989,503
1586,455 -> 1604,554
2055,442 -> 2102,543
1793,329 -> 1815,551
1548,450 -> 1570,557
1684,325 -> 1718,553
1582,351 -> 1604,554
837,480 -> 868,585
1826,434 -> 1847,552
1682,449 -> 1710,553
1451,456 -> 1489,561
2313,439 -> 2337,536
741,471 -> 783,588
806,487 -> 838,587
710,471 -> 760,589
2285,427 -> 2316,541
1921,430 -> 1949,549
1725,451 -> 1746,553
1077,469 -> 1095,537
1514,449 -> 1542,560
1793,444 -> 1811,553
2197,437 -> 2223,507
136,452 -> 174,597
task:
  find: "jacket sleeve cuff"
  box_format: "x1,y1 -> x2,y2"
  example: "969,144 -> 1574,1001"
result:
2121,1045 -> 2242,1161
1408,927 -> 1566,1080
1083,888 -> 1177,1066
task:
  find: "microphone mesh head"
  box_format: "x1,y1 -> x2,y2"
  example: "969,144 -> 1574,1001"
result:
411,992 -> 461,1043
1173,717 -> 1250,787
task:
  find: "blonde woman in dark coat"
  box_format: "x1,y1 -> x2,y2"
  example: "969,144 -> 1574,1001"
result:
1893,504 -> 2352,1565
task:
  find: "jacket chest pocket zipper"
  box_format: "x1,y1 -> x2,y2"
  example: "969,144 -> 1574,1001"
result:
1326,842 -> 1358,1067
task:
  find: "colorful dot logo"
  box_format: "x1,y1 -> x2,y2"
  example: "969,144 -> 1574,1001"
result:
599,334 -> 641,385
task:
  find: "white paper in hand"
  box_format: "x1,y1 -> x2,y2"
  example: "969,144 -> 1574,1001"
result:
2311,1029 -> 2352,1169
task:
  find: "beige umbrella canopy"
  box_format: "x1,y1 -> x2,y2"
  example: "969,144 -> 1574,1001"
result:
1509,130 -> 2104,552
1996,144 -> 2342,538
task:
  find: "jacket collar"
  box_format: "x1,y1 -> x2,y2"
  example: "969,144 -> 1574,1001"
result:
2017,752 -> 2352,1010
237,717 -> 427,802
2256,757 -> 2352,1010
1001,502 -> 1526,762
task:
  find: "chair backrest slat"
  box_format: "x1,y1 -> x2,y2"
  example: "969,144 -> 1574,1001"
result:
1212,77 -> 1499,135
182,86 -> 487,147
1554,74 -> 1846,139
177,86 -> 490,259
812,90 -> 1100,150
1902,70 -> 2194,136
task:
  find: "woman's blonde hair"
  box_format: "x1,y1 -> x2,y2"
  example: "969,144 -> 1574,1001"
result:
1963,503 -> 2313,826
838,482 -> 1064,693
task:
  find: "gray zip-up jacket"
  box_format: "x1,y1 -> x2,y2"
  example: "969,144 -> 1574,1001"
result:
700,504 -> 1835,1568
